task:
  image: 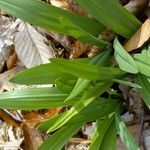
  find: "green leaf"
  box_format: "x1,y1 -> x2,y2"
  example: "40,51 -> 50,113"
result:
113,79 -> 141,88
0,0 -> 105,39
0,88 -> 77,110
11,57 -> 124,85
59,17 -> 109,48
114,38 -> 139,74
134,48 -> 150,76
135,74 -> 150,109
39,100 -> 118,150
115,106 -> 140,150
39,98 -> 118,132
38,112 -> 67,132
50,58 -> 125,80
66,48 -> 112,101
55,74 -> 77,93
57,99 -> 117,126
38,122 -> 83,150
10,63 -> 67,85
90,115 -> 116,150
46,81 -> 113,132
100,117 -> 117,150
65,78 -> 90,101
90,48 -> 111,66
75,0 -> 141,38
69,58 -> 90,64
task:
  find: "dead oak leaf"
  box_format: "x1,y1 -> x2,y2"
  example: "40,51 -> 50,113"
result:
124,19 -> 150,52
21,108 -> 61,128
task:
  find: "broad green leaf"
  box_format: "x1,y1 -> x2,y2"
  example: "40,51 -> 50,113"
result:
113,79 -> 141,88
59,99 -> 117,126
0,0 -> 105,45
90,115 -> 116,150
59,17 -> 109,48
90,117 -> 113,150
55,74 -> 77,93
76,0 -> 141,38
114,38 -> 139,74
38,112 -> 67,132
10,63 -> 68,85
66,48 -> 112,101
39,99 -> 118,132
11,58 -> 124,85
90,48 -> 111,66
0,88 -> 77,110
134,48 -> 150,76
39,100 -> 118,150
38,123 -> 83,150
50,58 -> 125,80
135,74 -> 150,109
115,106 -> 140,150
69,58 -> 90,64
46,81 -> 113,132
100,117 -> 117,150
65,79 -> 90,101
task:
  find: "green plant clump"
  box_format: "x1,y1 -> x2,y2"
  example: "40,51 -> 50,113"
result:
0,0 -> 149,150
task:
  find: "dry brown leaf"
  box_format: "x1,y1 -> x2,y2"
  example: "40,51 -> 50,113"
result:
50,0 -> 69,9
22,123 -> 45,150
125,0 -> 148,14
22,108 -> 61,128
20,109 -> 59,149
48,31 -> 71,48
0,123 -> 23,150
117,124 -> 140,150
82,123 -> 95,140
70,41 -> 90,59
67,0 -> 87,16
67,143 -> 88,150
7,52 -> 18,70
144,128 -> 150,149
0,109 -> 21,128
69,138 -> 91,145
67,138 -> 90,150
50,0 -> 86,15
0,66 -> 25,93
0,16 -> 12,35
21,108 -> 61,150
14,20 -> 54,68
124,19 -> 150,52
128,88 -> 143,118
0,18 -> 20,65
145,0 -> 150,17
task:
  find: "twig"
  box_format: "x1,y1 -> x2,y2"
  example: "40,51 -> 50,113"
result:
0,109 -> 21,127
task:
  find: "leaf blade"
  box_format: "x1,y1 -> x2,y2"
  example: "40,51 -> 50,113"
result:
38,123 -> 83,150
89,115 -> 116,150
10,63 -> 67,85
134,48 -> 150,76
76,0 -> 141,38
50,58 -> 125,80
114,38 -> 138,74
46,81 -> 113,133
59,17 -> 109,48
115,106 -> 140,150
66,48 -> 112,101
39,99 -> 118,132
0,88 -> 77,110
135,74 -> 150,109
0,0 -> 104,37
